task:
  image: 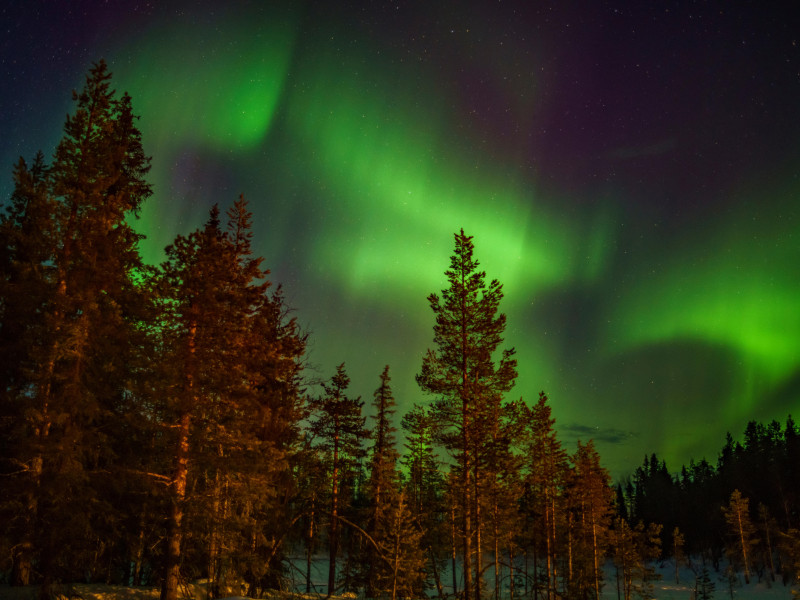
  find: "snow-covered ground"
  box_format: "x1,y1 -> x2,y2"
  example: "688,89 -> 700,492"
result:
0,559 -> 795,600
614,561 -> 795,600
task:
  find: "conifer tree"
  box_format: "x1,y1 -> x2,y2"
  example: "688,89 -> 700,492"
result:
0,153 -> 56,586
156,198 -> 305,600
417,230 -> 517,600
308,364 -> 369,597
380,490 -> 427,600
757,503 -> 777,582
696,565 -> 715,600
0,60 -> 152,592
402,404 -> 447,595
722,489 -> 757,584
520,392 -> 568,599
364,366 -> 401,597
611,518 -> 661,600
611,517 -> 638,600
673,526 -> 686,584
485,400 -> 524,600
566,440 -> 615,600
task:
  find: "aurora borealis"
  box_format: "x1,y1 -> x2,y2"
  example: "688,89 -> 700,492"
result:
2,1 -> 799,476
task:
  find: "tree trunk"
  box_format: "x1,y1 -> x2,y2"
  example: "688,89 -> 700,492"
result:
474,450 -> 482,600
161,317 -> 196,600
429,547 -> 444,599
494,502 -> 500,600
736,503 -> 750,584
208,469 -> 221,600
591,514 -> 600,600
451,502 -> 458,598
763,514 -> 775,581
306,493 -> 315,594
463,414 -> 473,600
132,512 -> 146,586
391,523 -> 401,600
327,434 -> 340,597
509,544 -> 515,600
11,541 -> 32,586
160,411 -> 190,600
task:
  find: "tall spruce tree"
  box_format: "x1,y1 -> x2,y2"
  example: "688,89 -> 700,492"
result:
0,60 -> 152,592
417,230 -> 517,600
156,198 -> 305,600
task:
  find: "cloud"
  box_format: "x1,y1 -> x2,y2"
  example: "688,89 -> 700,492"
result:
561,423 -> 638,445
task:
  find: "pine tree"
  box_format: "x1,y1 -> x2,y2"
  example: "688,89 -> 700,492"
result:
308,364 -> 369,597
757,503 -> 777,582
485,400 -> 524,600
722,489 -> 757,584
611,517 -> 637,600
611,519 -> 661,600
416,230 -> 517,600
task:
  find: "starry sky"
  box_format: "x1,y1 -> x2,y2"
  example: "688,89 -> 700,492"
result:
2,0 -> 799,477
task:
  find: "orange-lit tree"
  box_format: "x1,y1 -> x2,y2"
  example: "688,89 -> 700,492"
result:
0,60 -> 152,591
417,230 -> 517,600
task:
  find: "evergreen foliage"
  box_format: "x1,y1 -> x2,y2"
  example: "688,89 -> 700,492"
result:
0,60 -> 152,592
416,229 -> 517,600
155,197 -> 305,600
308,364 -> 369,597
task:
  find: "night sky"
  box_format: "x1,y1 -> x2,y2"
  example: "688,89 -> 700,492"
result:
2,1 -> 799,477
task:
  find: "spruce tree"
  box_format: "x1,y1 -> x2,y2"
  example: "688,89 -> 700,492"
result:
417,229 -> 517,600
566,440 -> 615,600
0,153 -> 56,586
401,404 -> 447,596
363,366 -> 401,596
0,60 -> 152,592
696,565 -> 715,600
520,392 -> 568,599
156,198 -> 305,600
308,364 -> 369,597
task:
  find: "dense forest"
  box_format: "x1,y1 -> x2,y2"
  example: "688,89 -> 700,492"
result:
2,63 -> 800,600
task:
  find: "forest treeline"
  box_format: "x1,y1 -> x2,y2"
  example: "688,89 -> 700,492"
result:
621,417 -> 800,588
2,62 -> 800,600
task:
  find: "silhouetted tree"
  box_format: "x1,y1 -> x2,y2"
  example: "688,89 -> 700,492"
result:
308,364 -> 369,597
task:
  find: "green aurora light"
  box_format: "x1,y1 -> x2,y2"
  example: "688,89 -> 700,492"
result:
10,2 -> 798,477
283,46 -> 616,304
112,5 -> 298,264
